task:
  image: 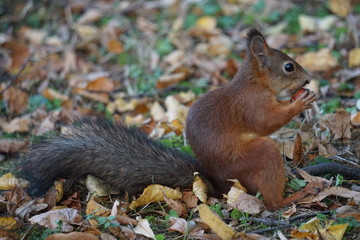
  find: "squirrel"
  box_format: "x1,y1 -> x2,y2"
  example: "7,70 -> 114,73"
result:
23,29 -> 327,211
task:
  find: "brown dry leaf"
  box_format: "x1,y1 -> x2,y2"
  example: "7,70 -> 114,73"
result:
0,228 -> 18,240
115,215 -> 137,226
193,174 -> 208,203
169,217 -> 188,234
133,219 -> 156,239
3,86 -> 29,114
86,200 -> 111,227
0,216 -> 22,230
302,186 -> 360,204
348,48 -> 360,68
86,175 -> 119,197
226,187 -> 265,215
129,184 -> 182,210
351,112 -> 360,127
43,187 -> 57,211
282,204 -> 297,219
107,39 -> 123,54
181,191 -> 199,209
329,0 -> 350,17
5,41 -> 30,70
73,88 -> 109,103
156,72 -> 187,89
86,77 -> 115,93
29,208 -> 81,232
42,88 -> 69,101
297,168 -> 331,187
46,232 -> 98,240
327,109 -> 351,139
0,115 -> 31,133
0,139 -> 27,153
163,193 -> 187,217
0,173 -> 29,190
198,204 -> 236,240
60,192 -> 81,210
296,48 -> 337,71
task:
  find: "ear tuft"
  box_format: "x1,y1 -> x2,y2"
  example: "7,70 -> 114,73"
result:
247,29 -> 265,46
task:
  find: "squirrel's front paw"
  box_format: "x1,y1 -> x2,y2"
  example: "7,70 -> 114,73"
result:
292,91 -> 316,112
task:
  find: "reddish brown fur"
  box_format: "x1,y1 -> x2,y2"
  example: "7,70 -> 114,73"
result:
186,29 -> 322,210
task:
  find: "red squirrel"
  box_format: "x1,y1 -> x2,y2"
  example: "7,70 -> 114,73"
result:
22,29 -> 323,211
187,29 -> 323,210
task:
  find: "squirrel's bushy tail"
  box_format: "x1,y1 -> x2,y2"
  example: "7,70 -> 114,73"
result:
23,118 -> 205,195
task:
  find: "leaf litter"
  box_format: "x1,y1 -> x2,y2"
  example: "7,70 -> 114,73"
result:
0,0 -> 360,239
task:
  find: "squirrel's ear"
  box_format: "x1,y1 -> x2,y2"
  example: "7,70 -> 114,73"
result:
247,29 -> 270,66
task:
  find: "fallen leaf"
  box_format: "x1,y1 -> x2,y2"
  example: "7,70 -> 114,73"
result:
115,215 -> 137,226
3,86 -> 29,114
133,219 -> 155,239
195,16 -> 217,32
150,101 -> 167,122
0,140 -> 27,153
302,186 -> 360,204
298,15 -> 337,32
348,48 -> 360,68
0,216 -> 22,230
86,175 -> 119,197
227,191 -> 265,214
0,115 -> 31,133
193,174 -> 208,203
0,228 -> 18,240
282,204 -> 297,219
29,208 -> 81,232
293,133 -> 305,166
45,232 -> 98,240
164,193 -> 187,217
327,109 -> 351,139
107,39 -> 124,54
351,112 -> 360,127
86,77 -> 115,93
329,0 -> 350,17
318,224 -> 349,240
77,8 -> 103,24
42,88 -> 69,101
165,95 -> 189,122
129,184 -> 182,209
156,72 -> 187,89
86,199 -> 111,227
169,217 -> 188,234
198,204 -> 236,240
0,173 -> 29,190
296,48 -> 337,71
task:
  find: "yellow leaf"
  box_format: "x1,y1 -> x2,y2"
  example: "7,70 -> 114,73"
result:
193,174 -> 207,203
329,0 -> 350,17
318,224 -> 348,240
299,217 -> 321,232
348,48 -> 360,68
129,184 -> 182,210
54,179 -> 64,203
198,204 -> 235,240
290,229 -> 316,239
195,16 -> 217,31
0,173 -> 29,190
0,216 -> 22,230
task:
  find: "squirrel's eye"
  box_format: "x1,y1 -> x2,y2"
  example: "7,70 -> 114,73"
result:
283,62 -> 294,73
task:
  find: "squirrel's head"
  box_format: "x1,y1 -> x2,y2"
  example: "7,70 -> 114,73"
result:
247,29 -> 310,98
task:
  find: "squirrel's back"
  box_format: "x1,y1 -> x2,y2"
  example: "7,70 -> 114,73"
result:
23,118 -> 205,195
